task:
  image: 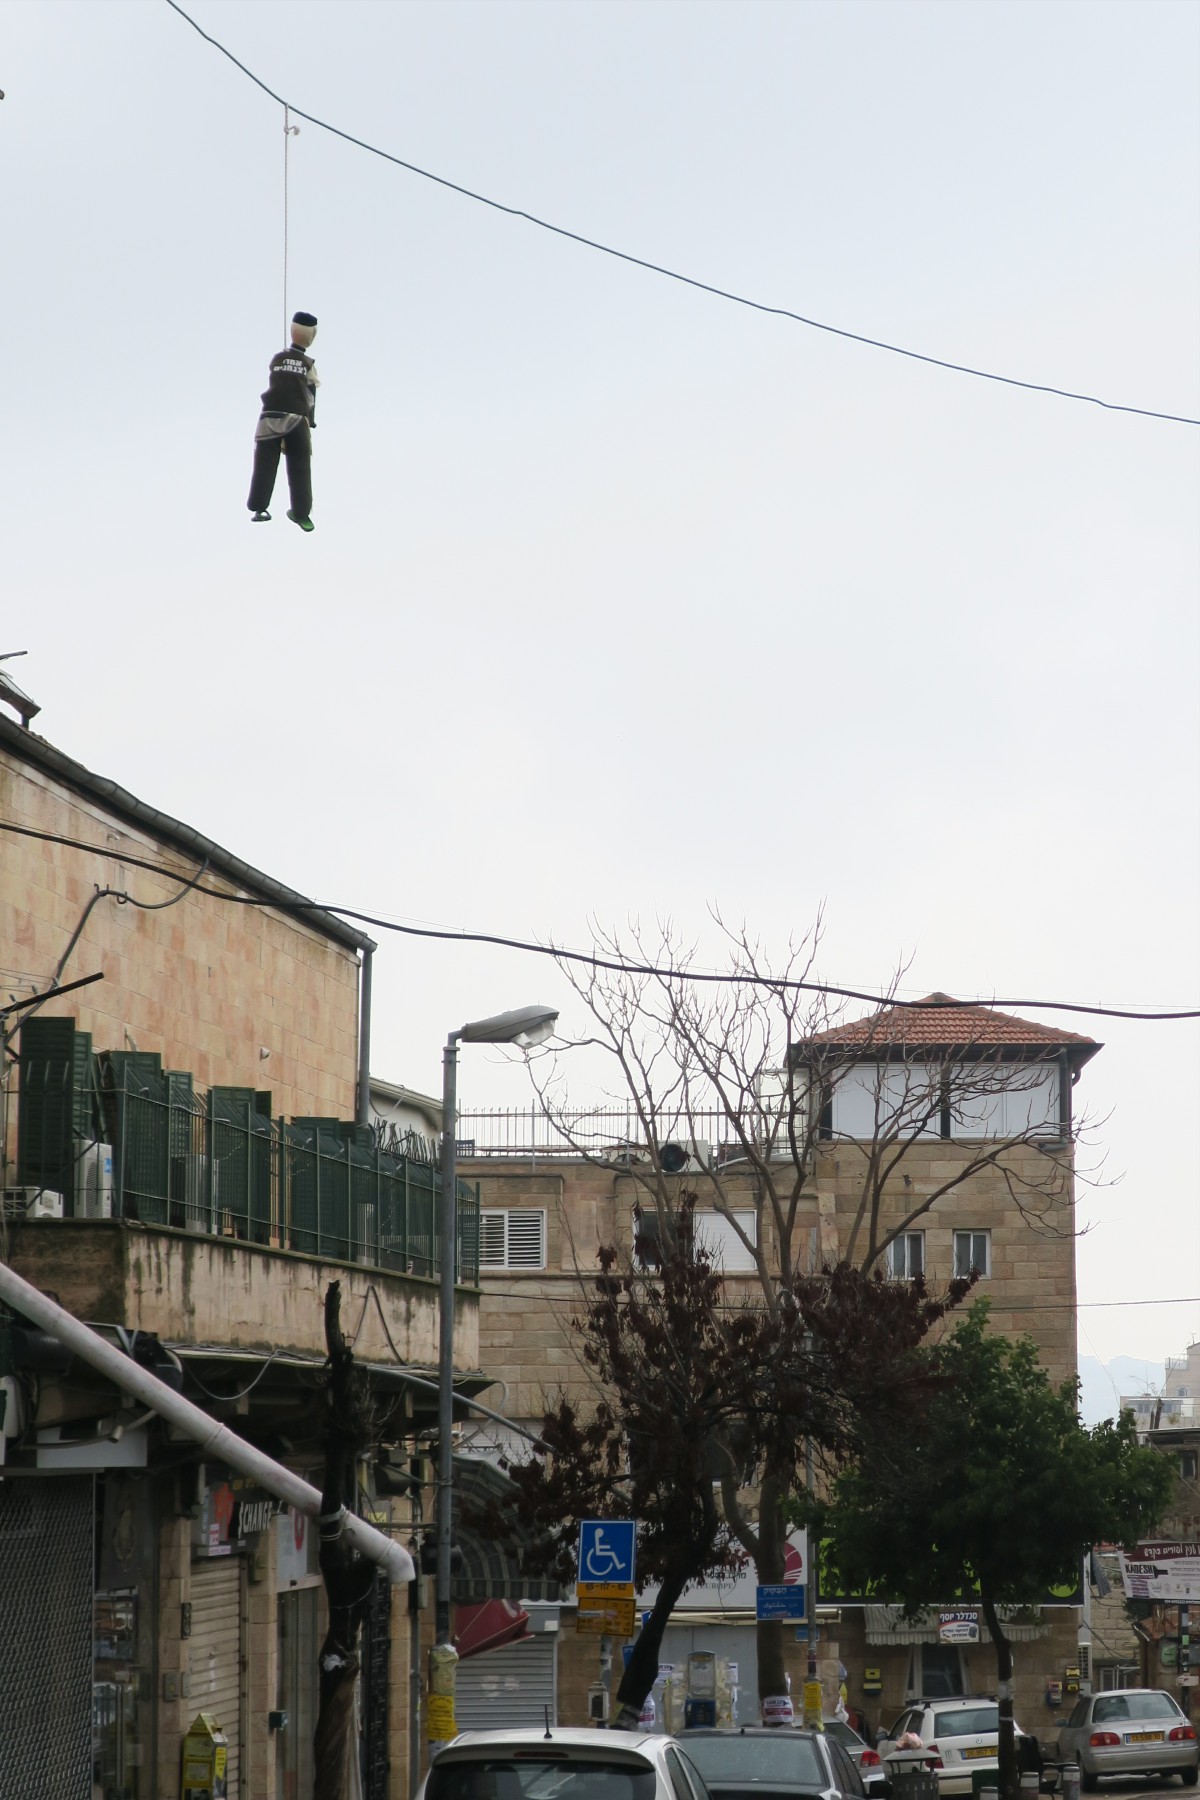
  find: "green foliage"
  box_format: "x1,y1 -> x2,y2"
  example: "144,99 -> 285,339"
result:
820,1302 -> 1174,1613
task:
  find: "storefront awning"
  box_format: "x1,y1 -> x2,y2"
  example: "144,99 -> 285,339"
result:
455,1599 -> 531,1660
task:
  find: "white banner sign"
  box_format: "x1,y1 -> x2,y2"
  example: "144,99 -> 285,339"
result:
1118,1543 -> 1200,1601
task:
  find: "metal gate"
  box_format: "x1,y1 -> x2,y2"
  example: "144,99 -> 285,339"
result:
0,1475 -> 93,1800
189,1558 -> 244,1796
455,1637 -> 557,1732
361,1572 -> 392,1800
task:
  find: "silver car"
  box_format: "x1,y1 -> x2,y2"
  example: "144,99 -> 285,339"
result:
417,1728 -> 714,1800
1056,1688 -> 1198,1790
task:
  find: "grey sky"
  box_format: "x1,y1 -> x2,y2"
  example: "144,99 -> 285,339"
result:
4,0 -> 1198,1366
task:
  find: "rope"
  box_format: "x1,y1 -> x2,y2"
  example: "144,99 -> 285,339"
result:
282,105 -> 290,339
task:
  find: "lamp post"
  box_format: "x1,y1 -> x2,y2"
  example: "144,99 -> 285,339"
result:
433,1006 -> 558,1684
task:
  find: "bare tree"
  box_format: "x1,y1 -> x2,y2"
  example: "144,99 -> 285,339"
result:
526,916 -> 1099,1707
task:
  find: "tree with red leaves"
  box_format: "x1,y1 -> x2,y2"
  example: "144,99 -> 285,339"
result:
495,1222 -> 970,1726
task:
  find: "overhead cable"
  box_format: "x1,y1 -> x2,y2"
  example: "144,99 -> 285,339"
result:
3,817 -> 1198,1023
162,0 -> 1198,429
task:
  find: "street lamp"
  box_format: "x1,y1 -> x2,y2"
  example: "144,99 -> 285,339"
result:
434,1006 -> 559,1660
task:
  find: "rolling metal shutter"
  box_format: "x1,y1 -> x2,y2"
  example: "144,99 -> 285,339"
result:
454,1636 -> 557,1731
189,1558 -> 243,1795
0,1475 -> 93,1799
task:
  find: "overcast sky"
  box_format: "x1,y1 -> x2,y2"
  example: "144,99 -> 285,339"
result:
4,0 -> 1198,1371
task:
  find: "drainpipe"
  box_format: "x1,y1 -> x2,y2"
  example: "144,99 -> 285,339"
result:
0,1258 -> 414,1583
357,945 -> 375,1128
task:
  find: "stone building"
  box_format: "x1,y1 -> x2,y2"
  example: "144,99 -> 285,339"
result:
457,994 -> 1100,1740
0,698 -> 480,1799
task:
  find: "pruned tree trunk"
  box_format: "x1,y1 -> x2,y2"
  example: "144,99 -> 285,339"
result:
981,1596 -> 1018,1800
612,1561 -> 692,1728
314,1282 -> 376,1800
755,1472 -> 789,1706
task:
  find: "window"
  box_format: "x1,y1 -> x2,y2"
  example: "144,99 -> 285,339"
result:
479,1209 -> 546,1270
889,1232 -> 925,1279
693,1209 -> 757,1273
953,1230 -> 991,1279
905,1644 -> 965,1699
1180,1450 -> 1198,1481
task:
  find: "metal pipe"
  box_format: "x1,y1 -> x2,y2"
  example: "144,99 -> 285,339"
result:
436,1030 -> 460,1648
0,1257 -> 414,1583
357,945 -> 374,1128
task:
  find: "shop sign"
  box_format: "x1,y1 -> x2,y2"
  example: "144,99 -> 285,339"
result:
1118,1544 -> 1200,1602
938,1609 -> 981,1643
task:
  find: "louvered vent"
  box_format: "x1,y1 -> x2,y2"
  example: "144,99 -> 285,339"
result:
479,1209 -> 546,1269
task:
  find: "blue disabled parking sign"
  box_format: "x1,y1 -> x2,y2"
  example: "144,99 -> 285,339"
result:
578,1519 -> 636,1585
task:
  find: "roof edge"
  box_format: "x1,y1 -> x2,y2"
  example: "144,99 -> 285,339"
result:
0,714 -> 375,956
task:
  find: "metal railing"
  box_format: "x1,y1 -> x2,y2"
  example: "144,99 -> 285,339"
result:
11,1052 -> 479,1284
454,1107 -> 746,1159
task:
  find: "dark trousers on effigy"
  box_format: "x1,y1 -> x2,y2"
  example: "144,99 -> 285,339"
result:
248,422 -> 312,518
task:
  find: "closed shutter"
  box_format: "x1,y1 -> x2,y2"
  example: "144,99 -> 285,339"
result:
0,1476 -> 92,1798
189,1559 -> 243,1796
480,1212 -> 507,1266
454,1636 -> 557,1731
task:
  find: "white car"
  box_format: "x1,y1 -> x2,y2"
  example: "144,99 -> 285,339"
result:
416,1727 -> 714,1800
879,1698 -> 1026,1796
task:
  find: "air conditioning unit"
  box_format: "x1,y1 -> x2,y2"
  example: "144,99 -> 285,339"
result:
605,1145 -> 651,1168
79,1142 -> 114,1219
170,1154 -> 218,1233
356,1203 -> 377,1267
2,1187 -> 64,1220
659,1139 -> 712,1174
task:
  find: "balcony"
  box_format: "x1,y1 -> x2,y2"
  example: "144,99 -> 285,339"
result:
4,1020 -> 479,1366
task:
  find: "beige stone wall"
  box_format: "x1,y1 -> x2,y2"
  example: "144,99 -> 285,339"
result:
467,1143 -> 1077,1415
7,1218 -> 476,1368
0,752 -> 361,1126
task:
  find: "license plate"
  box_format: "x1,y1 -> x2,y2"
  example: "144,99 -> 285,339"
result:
962,1748 -> 995,1759
1126,1733 -> 1163,1744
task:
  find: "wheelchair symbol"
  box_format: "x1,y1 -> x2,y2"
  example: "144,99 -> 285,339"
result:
584,1530 -> 624,1579
578,1519 -> 635,1585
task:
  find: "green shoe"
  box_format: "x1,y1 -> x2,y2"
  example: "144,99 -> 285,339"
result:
250,510 -> 271,522
287,510 -> 315,533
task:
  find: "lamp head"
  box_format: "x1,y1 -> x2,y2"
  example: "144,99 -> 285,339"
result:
457,1005 -> 559,1047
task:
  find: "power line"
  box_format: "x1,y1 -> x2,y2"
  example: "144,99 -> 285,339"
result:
162,0 -> 1199,430
3,816 -> 1199,1023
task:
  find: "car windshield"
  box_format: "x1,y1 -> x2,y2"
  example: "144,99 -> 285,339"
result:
933,1708 -> 998,1738
1092,1694 -> 1180,1725
427,1758 -> 658,1800
682,1736 -> 826,1787
823,1723 -> 862,1752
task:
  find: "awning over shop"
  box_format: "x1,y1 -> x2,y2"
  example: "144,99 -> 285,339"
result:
455,1599 -> 531,1660
864,1606 -> 1048,1644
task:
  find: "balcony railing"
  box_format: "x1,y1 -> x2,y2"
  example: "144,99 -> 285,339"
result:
11,1036 -> 478,1283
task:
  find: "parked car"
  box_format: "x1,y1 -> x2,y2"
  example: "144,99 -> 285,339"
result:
681,1725 -> 867,1800
1056,1688 -> 1198,1790
823,1718 -> 888,1798
416,1728 -> 715,1800
878,1698 -> 1028,1796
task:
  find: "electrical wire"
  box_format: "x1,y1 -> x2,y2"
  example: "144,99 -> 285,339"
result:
162,0 -> 1199,430
3,816 -> 1199,1023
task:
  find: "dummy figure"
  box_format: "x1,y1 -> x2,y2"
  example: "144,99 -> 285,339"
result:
247,311 -> 320,531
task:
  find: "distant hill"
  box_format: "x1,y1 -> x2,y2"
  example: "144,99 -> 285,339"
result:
1078,1354 -> 1166,1426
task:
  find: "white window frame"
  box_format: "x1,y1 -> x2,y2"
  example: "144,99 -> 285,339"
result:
953,1229 -> 991,1279
479,1208 -> 547,1270
888,1231 -> 925,1280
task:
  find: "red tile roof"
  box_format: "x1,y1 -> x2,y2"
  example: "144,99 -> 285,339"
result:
804,992 -> 1099,1055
